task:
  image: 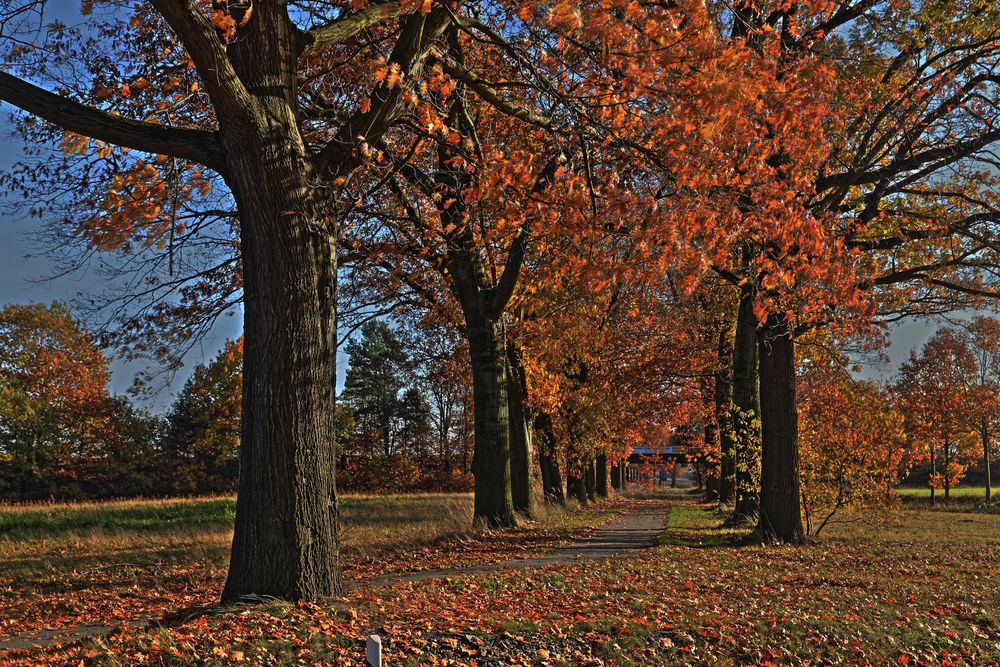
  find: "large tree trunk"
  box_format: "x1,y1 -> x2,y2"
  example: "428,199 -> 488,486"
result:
535,412 -> 565,504
732,288 -> 761,522
596,452 -> 608,498
755,312 -> 805,544
716,326 -> 736,505
465,319 -> 516,527
220,3 -> 351,602
506,346 -> 535,517
223,155 -> 342,601
569,467 -> 587,505
611,460 -> 622,490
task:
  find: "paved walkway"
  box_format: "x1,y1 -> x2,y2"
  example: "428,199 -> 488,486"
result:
0,498 -> 670,652
359,497 -> 670,587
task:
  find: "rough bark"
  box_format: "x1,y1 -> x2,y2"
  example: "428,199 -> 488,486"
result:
610,460 -> 622,490
716,326 -> 736,504
754,312 -> 805,544
535,412 -> 565,504
732,288 -> 761,522
585,459 -> 597,501
569,471 -> 587,505
596,452 -> 608,498
466,320 -> 515,527
220,6 -> 345,601
506,345 -> 535,517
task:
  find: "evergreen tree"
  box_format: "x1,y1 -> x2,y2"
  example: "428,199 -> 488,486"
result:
341,321 -> 412,458
161,338 -> 243,494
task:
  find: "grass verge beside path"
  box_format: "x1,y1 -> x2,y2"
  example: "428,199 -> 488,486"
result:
897,486 -> 990,499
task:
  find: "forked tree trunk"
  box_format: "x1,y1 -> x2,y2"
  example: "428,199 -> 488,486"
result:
535,412 -> 565,504
755,312 -> 805,544
506,346 -> 535,517
732,288 -> 761,522
466,320 -> 515,527
596,453 -> 608,497
223,154 -> 341,601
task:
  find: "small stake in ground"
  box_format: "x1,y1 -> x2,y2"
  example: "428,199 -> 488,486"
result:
366,634 -> 382,666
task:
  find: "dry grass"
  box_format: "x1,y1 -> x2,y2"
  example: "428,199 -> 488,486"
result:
0,491 -> 623,638
0,493 -> 481,587
28,495 -> 1000,666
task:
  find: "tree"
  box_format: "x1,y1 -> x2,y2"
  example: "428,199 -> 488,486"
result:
895,328 -> 979,504
161,337 -> 243,495
0,0 -> 464,600
798,352 -> 906,535
398,386 -> 433,459
94,396 -> 165,498
341,321 -> 412,459
706,0 -> 1000,542
0,302 -> 112,500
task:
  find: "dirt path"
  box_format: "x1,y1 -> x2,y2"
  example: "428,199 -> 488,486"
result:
0,498 -> 670,653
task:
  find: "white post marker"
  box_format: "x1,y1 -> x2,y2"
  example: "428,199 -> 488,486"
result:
366,634 -> 383,667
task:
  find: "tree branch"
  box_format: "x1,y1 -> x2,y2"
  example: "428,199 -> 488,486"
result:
300,1 -> 405,55
316,8 -> 451,180
0,70 -> 226,172
147,0 -> 254,121
491,154 -> 564,318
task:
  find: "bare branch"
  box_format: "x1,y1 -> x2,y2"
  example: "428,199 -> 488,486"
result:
0,70 -> 226,172
301,1 -> 405,55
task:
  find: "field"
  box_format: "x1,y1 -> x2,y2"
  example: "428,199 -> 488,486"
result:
4,491 -> 1000,666
0,493 -> 625,642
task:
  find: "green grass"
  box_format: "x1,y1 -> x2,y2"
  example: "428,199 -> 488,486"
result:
0,497 -> 237,537
0,493 -> 476,541
897,486 -> 990,498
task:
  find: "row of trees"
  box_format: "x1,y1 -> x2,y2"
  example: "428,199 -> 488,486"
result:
1,0 -> 998,600
0,302 -> 242,500
896,319 -> 1000,503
